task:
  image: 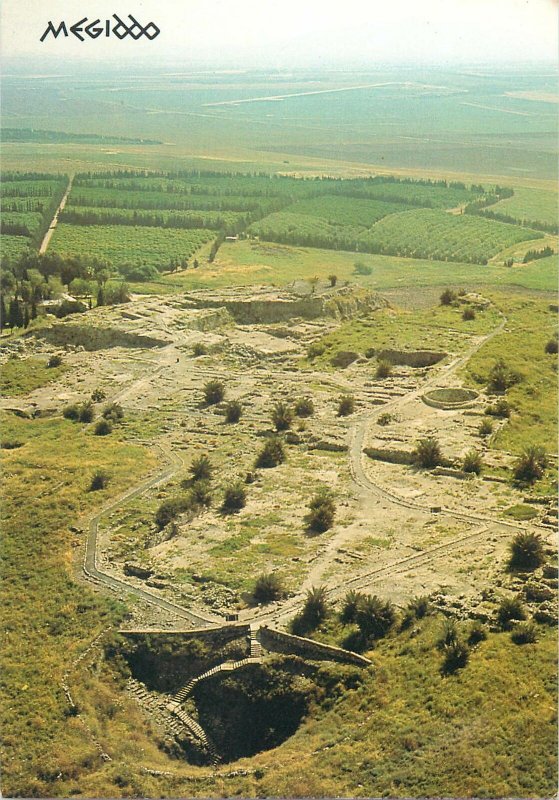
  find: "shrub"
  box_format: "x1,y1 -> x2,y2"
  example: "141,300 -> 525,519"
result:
462,449 -> 483,474
189,480 -> 212,508
47,354 -> 62,368
305,491 -> 336,533
272,402 -> 293,431
437,619 -> 459,650
221,482 -> 247,513
441,640 -> 470,675
408,595 -> 431,619
189,454 -> 213,482
511,622 -> 538,645
91,388 -> 106,402
467,621 -> 488,646
377,412 -> 394,426
340,590 -> 367,625
487,359 -> 520,392
102,402 -> 124,422
413,437 -> 442,468
354,261 -> 372,276
192,342 -> 207,357
544,338 -> 558,355
63,403 -> 80,421
440,288 -> 457,306
0,439 -> 23,450
253,573 -> 284,603
479,418 -> 493,436
94,418 -> 112,436
255,437 -> 285,468
89,470 -> 110,491
155,494 -> 191,528
513,446 -> 548,484
497,596 -> 526,630
291,586 -> 329,635
78,401 -> 94,423
307,342 -> 325,359
203,379 -> 225,405
354,595 -> 396,640
225,400 -> 242,424
294,397 -> 314,418
337,395 -> 355,417
375,360 -> 392,379
328,274 -> 338,287
485,398 -> 510,418
462,307 -> 476,321
509,531 -> 545,571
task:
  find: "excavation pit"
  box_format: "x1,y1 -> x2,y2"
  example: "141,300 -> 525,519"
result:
422,387 -> 479,409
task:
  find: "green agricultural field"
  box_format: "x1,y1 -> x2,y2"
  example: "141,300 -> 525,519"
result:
60,206 -> 248,232
0,234 -> 31,260
329,180 -> 482,208
361,209 -> 542,263
1,196 -> 52,213
283,195 -> 405,226
250,211 -> 365,250
67,187 -> 284,213
249,205 -> 542,264
1,211 -> 44,236
485,186 -> 558,227
0,173 -> 68,259
1,178 -> 66,198
50,224 -> 215,268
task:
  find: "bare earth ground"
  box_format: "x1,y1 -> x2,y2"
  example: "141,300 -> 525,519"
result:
2,284 -> 554,632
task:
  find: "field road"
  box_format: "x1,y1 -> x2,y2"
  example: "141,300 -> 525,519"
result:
39,175 -> 74,255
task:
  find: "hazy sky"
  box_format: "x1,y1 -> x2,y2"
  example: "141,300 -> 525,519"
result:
1,0 -> 557,67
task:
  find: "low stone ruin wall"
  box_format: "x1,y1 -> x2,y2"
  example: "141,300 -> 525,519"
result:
260,626 -> 372,667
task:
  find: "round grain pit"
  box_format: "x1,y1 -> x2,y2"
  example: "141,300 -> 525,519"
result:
422,387 -> 478,410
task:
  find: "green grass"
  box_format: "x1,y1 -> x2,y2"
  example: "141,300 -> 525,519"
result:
50,224 -> 215,268
0,411 -> 156,797
299,303 -> 501,371
503,504 -> 539,521
128,240 -> 557,296
0,357 -> 67,396
488,186 -> 558,227
464,293 -> 558,458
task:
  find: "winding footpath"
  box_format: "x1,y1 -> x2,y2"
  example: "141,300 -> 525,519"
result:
83,444 -> 219,627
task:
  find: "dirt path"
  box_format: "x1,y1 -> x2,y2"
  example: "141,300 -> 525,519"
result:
39,175 -> 74,255
83,443 -> 219,627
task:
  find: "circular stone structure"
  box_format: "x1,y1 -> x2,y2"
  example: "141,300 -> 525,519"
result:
422,387 -> 479,410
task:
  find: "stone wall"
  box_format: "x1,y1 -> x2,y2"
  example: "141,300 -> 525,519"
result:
260,626 -> 372,667
32,324 -> 167,351
377,349 -> 447,368
364,446 -> 415,465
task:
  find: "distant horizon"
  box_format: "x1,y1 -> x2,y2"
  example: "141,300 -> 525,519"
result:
2,56 -> 558,76
1,0 -> 557,68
